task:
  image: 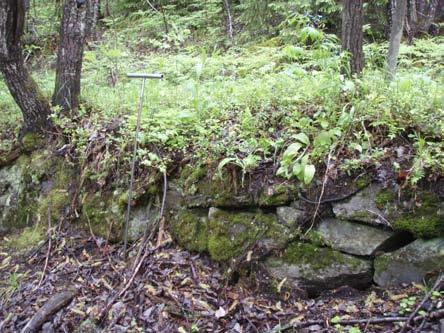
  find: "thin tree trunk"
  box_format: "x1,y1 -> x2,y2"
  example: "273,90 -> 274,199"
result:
223,0 -> 234,40
0,0 -> 52,135
341,0 -> 364,75
2,58 -> 52,133
52,0 -> 91,112
387,0 -> 408,79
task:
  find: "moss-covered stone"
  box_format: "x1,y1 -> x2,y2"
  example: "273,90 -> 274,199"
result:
391,194 -> 444,238
171,209 -> 209,252
178,164 -> 252,208
207,209 -> 270,261
265,242 -> 373,295
282,242 -> 345,270
81,193 -> 123,242
258,183 -> 296,206
375,189 -> 396,210
37,189 -> 70,223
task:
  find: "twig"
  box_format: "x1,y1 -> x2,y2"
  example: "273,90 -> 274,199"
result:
400,272 -> 443,333
36,207 -> 52,289
266,309 -> 444,333
98,241 -> 171,324
20,290 -> 77,333
305,150 -> 333,234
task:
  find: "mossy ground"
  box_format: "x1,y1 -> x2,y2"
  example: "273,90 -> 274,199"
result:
5,226 -> 45,250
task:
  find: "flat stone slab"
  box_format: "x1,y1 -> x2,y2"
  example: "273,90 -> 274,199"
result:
374,238 -> 444,287
264,242 -> 372,295
332,184 -> 388,226
317,218 -> 394,256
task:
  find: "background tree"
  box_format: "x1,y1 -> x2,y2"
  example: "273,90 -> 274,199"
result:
387,0 -> 408,78
341,0 -> 364,75
52,0 -> 98,112
0,0 -> 52,135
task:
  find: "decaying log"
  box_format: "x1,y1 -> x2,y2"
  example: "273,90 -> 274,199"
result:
20,289 -> 77,333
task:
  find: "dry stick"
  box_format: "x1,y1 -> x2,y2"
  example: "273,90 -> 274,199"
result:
20,290 -> 77,333
98,241 -> 170,324
36,207 -> 52,289
400,272 -> 444,333
305,149 -> 333,234
156,171 -> 168,247
267,309 -> 444,333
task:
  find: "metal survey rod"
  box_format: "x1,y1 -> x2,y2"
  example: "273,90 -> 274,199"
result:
123,72 -> 163,258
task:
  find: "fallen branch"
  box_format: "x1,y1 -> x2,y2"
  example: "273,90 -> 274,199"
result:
267,309 -> 444,333
20,290 -> 77,333
400,272 -> 443,333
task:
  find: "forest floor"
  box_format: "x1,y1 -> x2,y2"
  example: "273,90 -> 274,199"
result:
0,229 -> 442,333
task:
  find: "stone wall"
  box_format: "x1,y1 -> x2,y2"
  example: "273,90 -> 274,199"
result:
1,157 -> 443,296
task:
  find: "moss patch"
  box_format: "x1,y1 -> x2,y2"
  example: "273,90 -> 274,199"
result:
21,132 -> 45,152
375,189 -> 396,210
6,227 -> 44,250
392,194 -> 444,238
258,183 -> 296,206
81,193 -> 123,242
171,209 -> 209,252
282,242 -> 346,270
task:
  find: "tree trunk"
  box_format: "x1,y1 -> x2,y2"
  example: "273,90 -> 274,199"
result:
223,0 -> 234,40
387,0 -> 408,79
341,0 -> 364,75
52,0 -> 97,112
0,0 -> 52,134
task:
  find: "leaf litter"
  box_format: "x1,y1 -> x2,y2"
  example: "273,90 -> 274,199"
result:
0,229 -> 442,333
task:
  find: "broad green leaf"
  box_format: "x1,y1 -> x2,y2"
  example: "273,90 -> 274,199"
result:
294,133 -> 310,145
304,164 -> 316,184
283,142 -> 302,157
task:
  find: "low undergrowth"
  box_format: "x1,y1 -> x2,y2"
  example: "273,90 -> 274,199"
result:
1,20 -> 443,190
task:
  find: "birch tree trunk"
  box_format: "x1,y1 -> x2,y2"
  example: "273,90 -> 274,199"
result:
0,0 -> 52,134
341,0 -> 364,75
387,0 -> 408,79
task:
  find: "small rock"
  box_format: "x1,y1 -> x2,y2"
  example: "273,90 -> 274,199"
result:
277,206 -> 305,229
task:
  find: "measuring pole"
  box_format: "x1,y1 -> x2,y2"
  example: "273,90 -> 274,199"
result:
123,73 -> 163,258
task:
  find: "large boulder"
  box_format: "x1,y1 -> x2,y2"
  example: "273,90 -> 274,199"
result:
316,218 -> 394,256
374,238 -> 444,287
264,242 -> 372,295
170,207 -> 298,262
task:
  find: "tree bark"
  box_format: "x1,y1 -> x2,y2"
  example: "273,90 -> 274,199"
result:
341,0 -> 364,75
0,0 -> 52,134
387,0 -> 408,79
52,0 -> 98,112
223,0 -> 234,40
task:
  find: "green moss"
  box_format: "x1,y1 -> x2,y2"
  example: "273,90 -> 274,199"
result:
21,133 -> 45,152
7,227 -> 44,250
37,189 -> 70,223
375,189 -> 396,209
392,194 -> 444,238
258,183 -> 295,206
304,231 -> 327,247
282,242 -> 345,270
81,193 -> 123,241
374,254 -> 390,273
356,177 -> 369,189
171,210 -> 209,252
207,209 -> 274,262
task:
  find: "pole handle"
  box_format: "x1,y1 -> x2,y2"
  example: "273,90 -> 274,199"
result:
127,73 -> 163,79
